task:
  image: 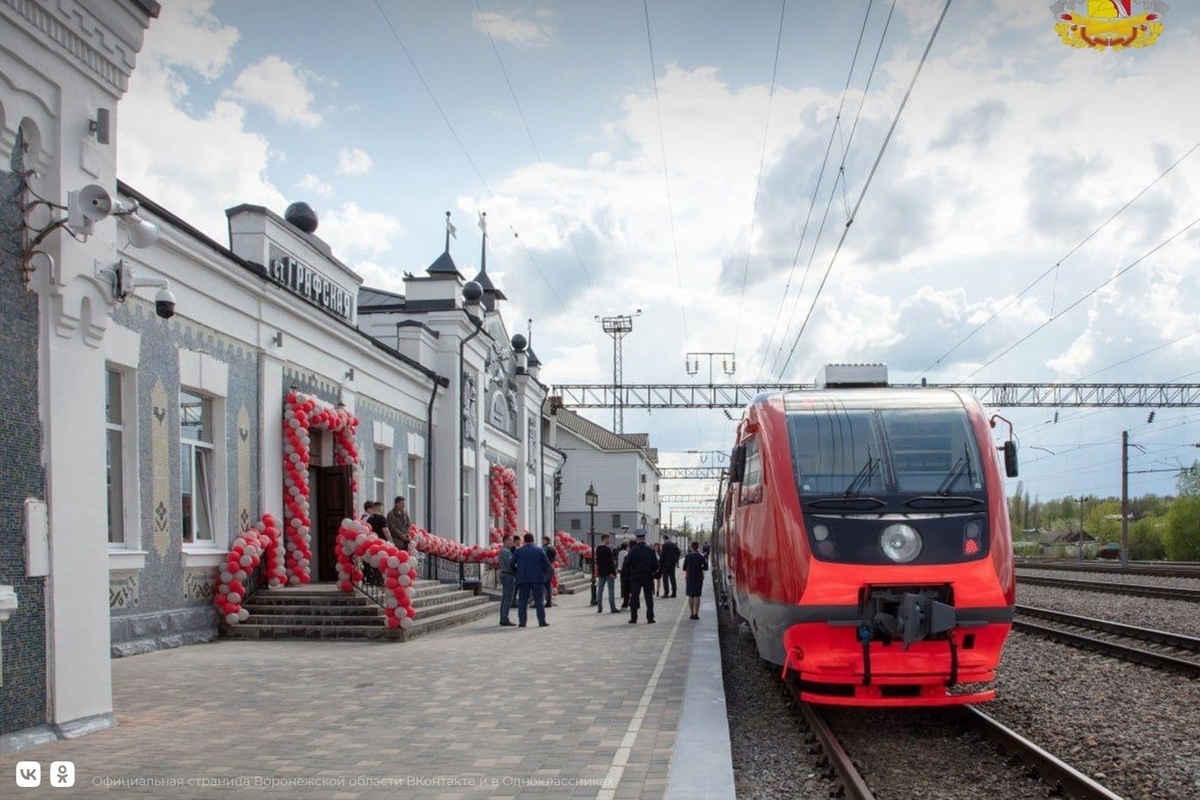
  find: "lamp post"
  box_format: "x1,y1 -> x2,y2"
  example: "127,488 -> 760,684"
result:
1077,495 -> 1089,560
586,484 -> 599,606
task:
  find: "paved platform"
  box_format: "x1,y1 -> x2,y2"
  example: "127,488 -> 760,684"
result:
1,584 -> 734,799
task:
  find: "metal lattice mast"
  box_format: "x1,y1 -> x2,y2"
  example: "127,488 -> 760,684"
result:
595,310 -> 641,432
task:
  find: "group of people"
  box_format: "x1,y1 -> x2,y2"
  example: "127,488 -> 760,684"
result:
496,532 -> 558,627
494,529 -> 710,628
359,496 -> 412,550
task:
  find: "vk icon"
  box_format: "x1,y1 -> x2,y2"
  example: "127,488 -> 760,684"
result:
15,761 -> 40,787
51,762 -> 76,787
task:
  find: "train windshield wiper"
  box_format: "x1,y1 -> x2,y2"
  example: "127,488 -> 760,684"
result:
844,455 -> 880,497
936,445 -> 975,496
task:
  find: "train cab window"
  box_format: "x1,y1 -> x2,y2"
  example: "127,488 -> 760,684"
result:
743,438 -> 762,486
880,409 -> 983,494
787,410 -> 884,496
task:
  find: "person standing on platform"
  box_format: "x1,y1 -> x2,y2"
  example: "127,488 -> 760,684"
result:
682,540 -> 708,620
617,540 -> 632,609
659,534 -> 681,598
513,533 -> 550,627
594,533 -> 619,613
498,533 -> 517,626
625,529 -> 658,624
386,496 -> 411,550
541,535 -> 558,607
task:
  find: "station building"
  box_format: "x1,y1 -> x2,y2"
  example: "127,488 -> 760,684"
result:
0,0 -> 563,752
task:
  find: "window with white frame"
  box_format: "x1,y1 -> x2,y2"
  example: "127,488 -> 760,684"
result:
407,455 -> 419,521
373,446 -> 387,503
180,389 -> 215,543
106,368 -> 125,544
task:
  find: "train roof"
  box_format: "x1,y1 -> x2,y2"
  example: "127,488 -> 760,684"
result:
773,387 -> 977,413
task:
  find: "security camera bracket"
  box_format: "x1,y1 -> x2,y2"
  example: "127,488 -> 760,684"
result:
99,259 -> 169,303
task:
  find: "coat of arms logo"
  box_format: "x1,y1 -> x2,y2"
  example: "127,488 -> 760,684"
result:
1049,1 -> 1168,50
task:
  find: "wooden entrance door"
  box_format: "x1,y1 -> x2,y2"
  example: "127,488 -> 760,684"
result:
316,465 -> 353,582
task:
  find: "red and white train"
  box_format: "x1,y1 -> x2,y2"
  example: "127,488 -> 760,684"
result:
714,364 -> 1017,707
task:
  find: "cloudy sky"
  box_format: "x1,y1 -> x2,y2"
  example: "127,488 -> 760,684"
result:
119,0 -> 1200,526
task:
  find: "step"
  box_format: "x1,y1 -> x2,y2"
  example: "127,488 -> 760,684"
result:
225,623 -> 402,641
399,602 -> 495,642
242,603 -> 384,618
411,594 -> 489,620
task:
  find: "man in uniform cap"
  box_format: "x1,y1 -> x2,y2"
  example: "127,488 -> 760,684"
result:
624,529 -> 659,624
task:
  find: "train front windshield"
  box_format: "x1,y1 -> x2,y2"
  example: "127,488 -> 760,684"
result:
786,406 -> 985,499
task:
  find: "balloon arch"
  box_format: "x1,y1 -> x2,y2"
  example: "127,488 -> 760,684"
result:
216,392 -> 595,623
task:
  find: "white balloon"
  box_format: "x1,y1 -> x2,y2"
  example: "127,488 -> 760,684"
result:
399,616 -> 412,629
227,592 -> 242,604
225,613 -> 239,625
237,608 -> 249,621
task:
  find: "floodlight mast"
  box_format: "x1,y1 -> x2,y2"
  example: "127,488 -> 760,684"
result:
595,310 -> 641,433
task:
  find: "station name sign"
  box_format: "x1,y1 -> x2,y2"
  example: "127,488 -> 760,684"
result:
268,246 -> 354,321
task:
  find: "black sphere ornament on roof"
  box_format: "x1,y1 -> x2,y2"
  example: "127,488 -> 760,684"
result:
511,334 -> 527,352
463,280 -> 483,304
284,202 -> 318,233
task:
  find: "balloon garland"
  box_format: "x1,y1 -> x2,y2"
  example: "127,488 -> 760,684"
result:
411,525 -> 502,568
214,514 -> 284,626
282,390 -> 360,585
488,464 -> 519,537
334,518 -> 418,629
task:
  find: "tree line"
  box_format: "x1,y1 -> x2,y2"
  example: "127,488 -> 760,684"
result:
1008,462 -> 1200,561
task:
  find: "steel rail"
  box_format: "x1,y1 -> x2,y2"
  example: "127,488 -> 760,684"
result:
1014,608 -> 1200,676
1017,574 -> 1200,602
783,671 -> 874,800
1015,560 -> 1200,579
961,707 -> 1124,800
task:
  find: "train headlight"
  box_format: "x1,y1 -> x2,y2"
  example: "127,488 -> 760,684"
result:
880,523 -> 922,563
812,524 -> 831,542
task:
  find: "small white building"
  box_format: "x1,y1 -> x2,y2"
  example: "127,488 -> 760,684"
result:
547,404 -> 661,543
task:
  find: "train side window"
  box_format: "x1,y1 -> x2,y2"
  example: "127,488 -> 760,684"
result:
744,438 -> 763,486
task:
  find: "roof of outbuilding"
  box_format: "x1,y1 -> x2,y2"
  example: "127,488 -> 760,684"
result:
549,405 -> 657,464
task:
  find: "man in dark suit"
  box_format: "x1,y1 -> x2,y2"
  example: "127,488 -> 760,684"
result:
624,529 -> 659,624
512,533 -> 551,627
659,535 -> 681,598
594,532 -> 619,613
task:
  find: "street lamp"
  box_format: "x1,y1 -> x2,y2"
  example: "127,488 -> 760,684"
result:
1077,495 -> 1089,561
586,484 -> 599,606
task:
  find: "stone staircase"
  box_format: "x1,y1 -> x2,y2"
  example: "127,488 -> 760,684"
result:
223,579 -> 493,642
554,568 -> 592,597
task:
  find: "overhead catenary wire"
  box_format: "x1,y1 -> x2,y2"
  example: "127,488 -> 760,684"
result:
958,213 -> 1200,382
776,0 -> 953,380
756,0 -> 877,381
372,0 -> 569,310
769,0 -> 897,380
732,0 -> 788,358
642,0 -> 689,345
472,0 -> 597,295
920,137 -> 1200,379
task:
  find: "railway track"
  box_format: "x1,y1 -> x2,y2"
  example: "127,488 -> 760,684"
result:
787,679 -> 1123,800
1016,574 -> 1200,602
1014,604 -> 1200,676
1016,559 -> 1200,579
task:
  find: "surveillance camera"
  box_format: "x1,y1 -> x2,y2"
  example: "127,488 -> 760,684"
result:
154,287 -> 176,319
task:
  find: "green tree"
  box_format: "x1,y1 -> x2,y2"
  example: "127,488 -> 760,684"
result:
1086,500 -> 1121,543
1165,495 -> 1200,560
1128,516 -> 1167,561
1177,461 -> 1200,497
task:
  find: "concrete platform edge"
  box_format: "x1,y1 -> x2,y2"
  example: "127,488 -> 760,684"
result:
665,592 -> 736,800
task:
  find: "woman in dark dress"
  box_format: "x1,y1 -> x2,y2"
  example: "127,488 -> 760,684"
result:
682,541 -> 708,620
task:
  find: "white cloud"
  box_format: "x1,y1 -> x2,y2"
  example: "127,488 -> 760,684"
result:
297,173 -> 333,198
337,147 -> 373,176
225,55 -> 322,128
118,1 -> 285,243
472,10 -> 555,47
317,202 -> 405,262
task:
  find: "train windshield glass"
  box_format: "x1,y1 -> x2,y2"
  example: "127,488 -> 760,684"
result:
787,407 -> 984,497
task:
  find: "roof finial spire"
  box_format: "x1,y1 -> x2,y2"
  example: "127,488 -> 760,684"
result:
445,211 -> 456,253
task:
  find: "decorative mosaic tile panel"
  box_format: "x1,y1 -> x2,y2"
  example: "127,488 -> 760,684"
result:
109,573 -> 139,610
183,569 -> 216,603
